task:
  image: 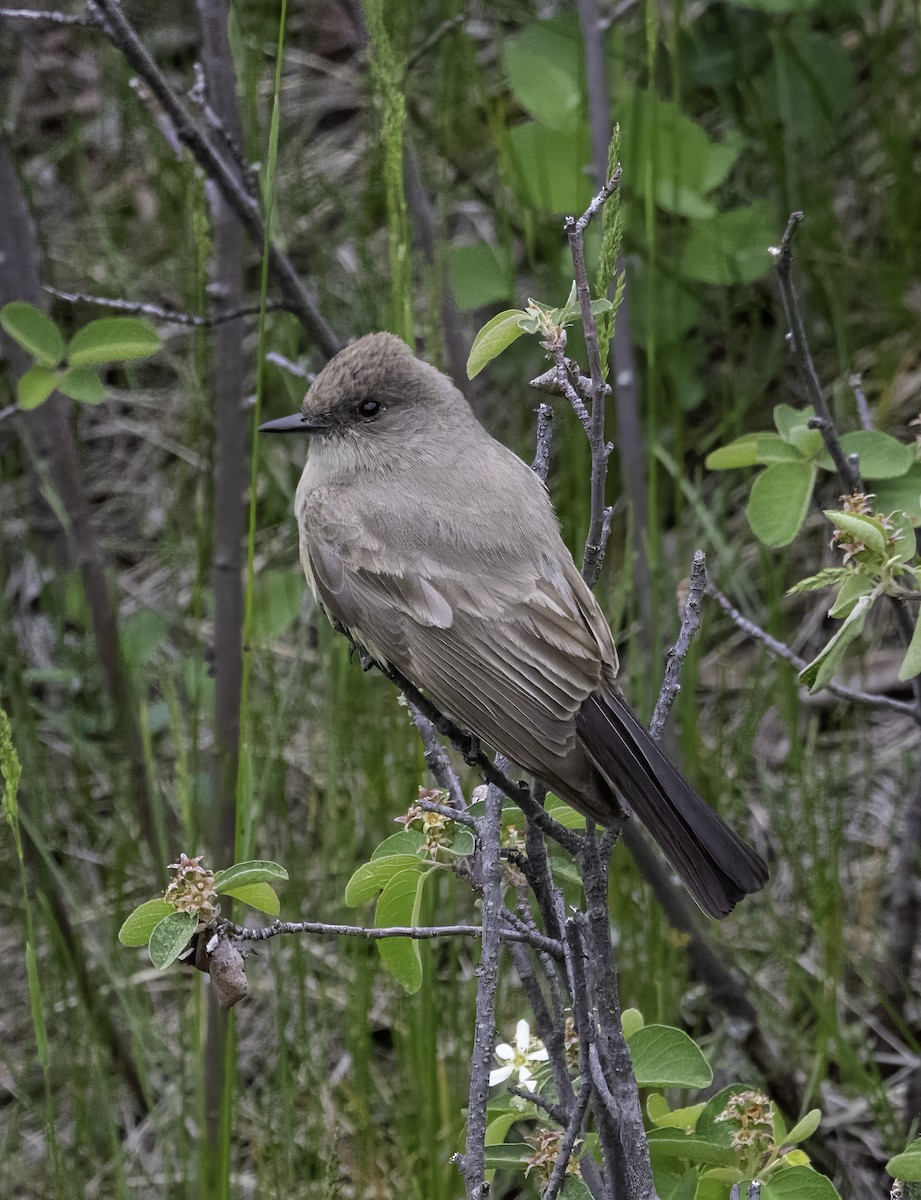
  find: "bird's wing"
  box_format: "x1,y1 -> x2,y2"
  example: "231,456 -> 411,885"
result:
305,532 -> 613,779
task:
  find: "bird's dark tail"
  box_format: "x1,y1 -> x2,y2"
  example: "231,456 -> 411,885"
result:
576,689 -> 768,918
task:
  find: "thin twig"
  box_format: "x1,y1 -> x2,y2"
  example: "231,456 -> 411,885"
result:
415,797 -> 477,829
709,586 -> 920,721
0,6 -> 90,22
507,1084 -> 568,1126
44,285 -> 289,326
85,0 -> 341,358
266,351 -> 313,381
550,349 -> 592,433
649,550 -> 707,742
849,373 -> 874,431
566,169 -> 622,586
462,779 -> 504,1199
405,12 -> 464,71
531,403 -> 554,484
775,213 -> 860,491
543,1079 -> 592,1200
218,916 -> 562,957
409,704 -> 467,811
530,360 -> 609,401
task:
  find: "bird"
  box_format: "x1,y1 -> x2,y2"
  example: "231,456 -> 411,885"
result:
260,331 -> 768,918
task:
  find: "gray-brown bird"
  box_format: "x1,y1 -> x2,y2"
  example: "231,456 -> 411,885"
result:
260,332 -> 767,917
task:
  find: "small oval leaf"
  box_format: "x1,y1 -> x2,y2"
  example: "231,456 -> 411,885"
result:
823,510 -> 888,557
148,910 -> 199,969
887,1139 -> 921,1182
118,898 -> 175,946
375,868 -> 426,993
67,317 -> 162,366
785,1109 -> 821,1145
222,881 -> 280,916
371,830 -> 426,860
466,310 -> 528,379
17,365 -> 56,410
746,462 -> 816,547
898,610 -> 921,683
56,365 -> 105,404
819,430 -> 916,480
705,436 -> 761,470
214,859 -> 288,893
344,854 -> 424,906
627,1024 -> 713,1088
1,301 -> 63,366
762,1164 -> 840,1199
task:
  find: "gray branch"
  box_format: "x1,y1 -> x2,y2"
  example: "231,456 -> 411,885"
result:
649,550 -> 707,741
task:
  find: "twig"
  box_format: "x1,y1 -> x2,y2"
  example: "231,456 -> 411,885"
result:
415,797 -> 477,829
507,1084 -> 568,1126
649,550 -> 706,742
44,285 -> 289,326
405,12 -> 464,71
531,403 -> 554,484
530,360 -> 609,402
709,586 -> 920,721
775,213 -> 860,492
549,349 -> 593,433
566,169 -> 622,587
0,6 -> 90,22
543,1078 -> 592,1200
849,373 -> 873,431
189,61 -> 260,201
461,777 -> 504,1199
218,916 -> 562,957
85,0 -> 341,359
266,350 -> 313,381
408,704 -> 467,811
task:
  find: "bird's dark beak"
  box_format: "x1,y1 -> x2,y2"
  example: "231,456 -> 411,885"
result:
258,412 -> 325,434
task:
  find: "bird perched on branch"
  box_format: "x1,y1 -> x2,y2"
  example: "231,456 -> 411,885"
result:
261,332 -> 767,917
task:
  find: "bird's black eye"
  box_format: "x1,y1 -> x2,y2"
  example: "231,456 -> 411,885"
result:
356,399 -> 381,419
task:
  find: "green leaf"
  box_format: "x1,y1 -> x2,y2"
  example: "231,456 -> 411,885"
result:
696,1169 -> 744,1200
647,1093 -> 705,1131
898,610 -> 921,682
681,202 -> 776,285
485,1110 -> 526,1147
371,830 -> 426,859
222,881 -> 280,916
822,510 -> 888,557
696,1086 -> 759,1147
890,510 -> 917,565
755,434 -> 807,464
466,310 -> 528,379
786,568 -> 853,595
1,302 -> 63,366
118,898 -> 175,946
56,365 -> 105,404
746,462 -> 816,547
17,365 -> 56,410
148,910 -> 199,970
344,854 -> 424,906
874,465 -> 921,524
762,1165 -> 841,1200
621,1007 -> 644,1038
799,593 -> 873,693
887,1139 -> 921,1182
774,403 -> 815,440
445,826 -> 476,857
375,868 -> 427,993
507,121 -> 593,215
828,574 -> 874,619
705,436 -> 762,470
627,1024 -> 713,1088
502,23 -> 583,131
544,797 -> 588,829
818,431 -> 915,479
483,1143 -> 532,1170
645,1131 -> 737,1168
449,243 -> 511,311
214,859 -> 289,893
558,1177 -> 593,1200
67,317 -> 162,366
785,1110 -> 821,1145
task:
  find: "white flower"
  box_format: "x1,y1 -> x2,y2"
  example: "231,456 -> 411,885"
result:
489,1019 -> 549,1088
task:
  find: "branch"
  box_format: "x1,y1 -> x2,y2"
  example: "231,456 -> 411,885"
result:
775,213 -> 860,492
543,1079 -> 592,1200
408,703 -> 467,812
461,778 -> 504,1199
709,586 -> 920,722
649,550 -> 706,741
565,169 -> 622,587
0,6 -> 89,23
218,916 -> 562,957
44,285 -> 290,326
531,402 -> 554,484
85,0 -> 341,359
